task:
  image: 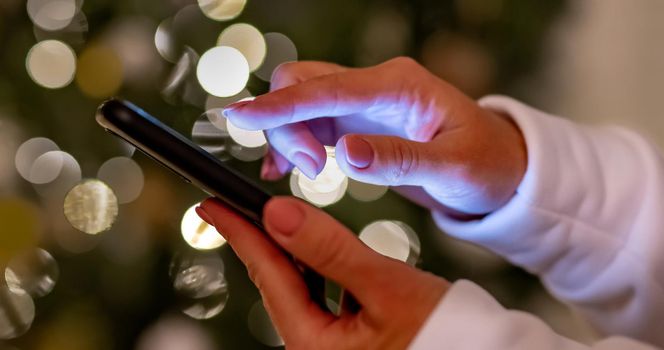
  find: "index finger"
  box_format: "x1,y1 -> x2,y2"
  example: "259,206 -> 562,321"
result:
222,62 -> 401,131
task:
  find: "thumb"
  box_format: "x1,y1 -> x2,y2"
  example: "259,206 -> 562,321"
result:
335,134 -> 441,187
262,196 -> 394,305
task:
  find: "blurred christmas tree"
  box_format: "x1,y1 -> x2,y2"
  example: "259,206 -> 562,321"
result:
0,0 -> 567,349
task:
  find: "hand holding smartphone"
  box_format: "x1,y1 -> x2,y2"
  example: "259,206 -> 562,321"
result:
96,99 -> 325,308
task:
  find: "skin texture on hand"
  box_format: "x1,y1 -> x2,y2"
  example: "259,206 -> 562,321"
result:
224,57 -> 527,216
197,197 -> 449,350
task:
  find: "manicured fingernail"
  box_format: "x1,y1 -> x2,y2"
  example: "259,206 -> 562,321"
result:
344,136 -> 374,169
266,200 -> 304,236
196,206 -> 214,226
222,100 -> 252,117
293,152 -> 319,179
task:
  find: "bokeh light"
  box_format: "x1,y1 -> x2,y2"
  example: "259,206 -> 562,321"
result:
26,40 -> 76,89
32,151 -> 82,200
228,143 -> 268,162
0,199 -> 40,266
359,220 -> 420,266
254,33 -> 298,82
97,156 -> 145,204
27,0 -> 79,31
204,89 -> 253,119
162,46 -> 201,106
226,118 -> 267,148
5,248 -> 59,298
180,203 -> 226,250
136,316 -> 216,350
63,179 -> 119,235
29,150 -> 72,184
75,44 -> 123,99
33,10 -> 88,48
347,178 -> 389,202
421,32 -> 495,97
0,118 -> 22,192
154,18 -> 179,63
197,46 -> 249,97
15,137 -> 59,182
192,111 -> 234,161
197,0 -> 246,22
290,147 -> 348,207
247,300 -> 284,347
172,253 -> 229,320
0,286 -> 35,339
217,23 -> 266,72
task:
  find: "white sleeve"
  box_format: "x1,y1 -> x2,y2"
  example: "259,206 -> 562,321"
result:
409,281 -> 658,350
419,96 -> 664,348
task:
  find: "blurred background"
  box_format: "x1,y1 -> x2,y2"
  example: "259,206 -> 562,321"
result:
1,0 -> 662,348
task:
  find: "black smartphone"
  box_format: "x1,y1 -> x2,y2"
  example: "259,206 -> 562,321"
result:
96,99 -> 270,224
96,98 -> 326,308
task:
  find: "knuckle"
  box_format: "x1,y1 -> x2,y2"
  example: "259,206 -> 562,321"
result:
312,230 -> 349,272
389,56 -> 418,68
270,62 -> 300,86
245,260 -> 263,289
385,139 -> 419,185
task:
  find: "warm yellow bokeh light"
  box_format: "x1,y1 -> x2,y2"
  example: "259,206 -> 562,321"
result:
76,45 -> 123,99
26,40 -> 77,89
0,198 -> 40,266
217,23 -> 267,72
180,204 -> 226,250
63,179 -> 119,235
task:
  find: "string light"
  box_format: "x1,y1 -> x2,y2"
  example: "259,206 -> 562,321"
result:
255,33 -> 298,82
197,46 -> 249,97
27,0 -> 78,31
217,23 -> 267,72
5,248 -> 59,298
290,147 -> 348,207
76,44 -> 123,99
197,0 -> 246,22
97,157 -> 145,204
180,203 -> 226,250
359,220 -> 420,265
247,300 -> 284,347
26,40 -> 76,89
63,180 -> 119,235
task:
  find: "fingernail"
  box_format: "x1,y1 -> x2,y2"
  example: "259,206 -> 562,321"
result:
293,152 -> 319,179
266,200 -> 304,236
344,136 -> 374,169
196,206 -> 214,226
261,155 -> 282,181
222,100 -> 252,117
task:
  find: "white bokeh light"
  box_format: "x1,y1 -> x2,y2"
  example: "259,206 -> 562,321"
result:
226,119 -> 267,148
198,0 -> 246,22
180,203 -> 226,250
255,33 -> 298,82
97,157 -> 145,204
217,23 -> 266,72
15,137 -> 59,182
196,46 -> 249,97
27,0 -> 78,31
359,221 -> 420,265
290,147 -> 348,207
26,40 -> 76,89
